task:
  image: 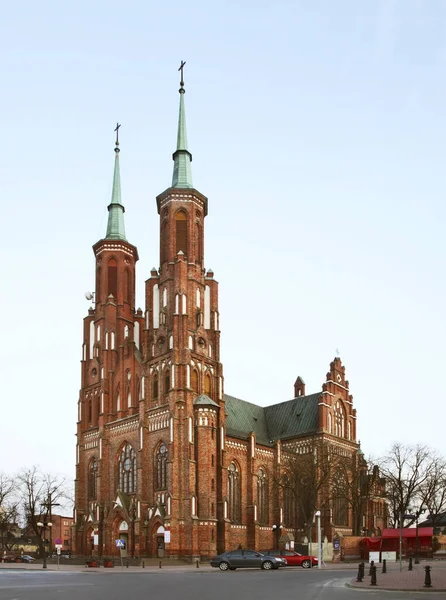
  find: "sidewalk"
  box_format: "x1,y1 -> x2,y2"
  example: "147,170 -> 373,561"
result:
347,562 -> 446,592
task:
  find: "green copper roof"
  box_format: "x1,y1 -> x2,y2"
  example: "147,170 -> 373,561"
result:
224,392 -> 321,445
106,142 -> 126,241
172,86 -> 193,188
194,394 -> 219,407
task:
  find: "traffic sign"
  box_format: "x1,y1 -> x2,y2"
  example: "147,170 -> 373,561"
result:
115,539 -> 126,548
55,544 -> 63,549
55,538 -> 62,545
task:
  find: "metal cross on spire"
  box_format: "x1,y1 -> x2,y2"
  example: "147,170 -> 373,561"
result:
178,60 -> 186,87
114,122 -> 121,147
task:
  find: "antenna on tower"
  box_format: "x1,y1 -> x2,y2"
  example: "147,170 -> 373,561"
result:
85,291 -> 95,302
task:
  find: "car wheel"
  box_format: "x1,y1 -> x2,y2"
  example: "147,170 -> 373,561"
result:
302,560 -> 311,569
219,561 -> 230,571
262,560 -> 273,570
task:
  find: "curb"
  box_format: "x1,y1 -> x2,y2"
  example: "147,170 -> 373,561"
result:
346,583 -> 446,593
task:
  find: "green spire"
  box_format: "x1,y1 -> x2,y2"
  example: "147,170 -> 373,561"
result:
106,123 -> 126,241
172,61 -> 193,188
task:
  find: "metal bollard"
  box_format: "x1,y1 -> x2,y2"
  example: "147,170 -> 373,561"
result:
408,557 -> 413,571
126,559 -> 129,568
369,560 -> 374,576
356,562 -> 364,582
382,559 -> 387,573
370,565 -> 377,586
196,559 -> 199,568
142,560 -> 145,568
424,565 -> 432,588
360,562 -> 365,579
159,560 -> 162,569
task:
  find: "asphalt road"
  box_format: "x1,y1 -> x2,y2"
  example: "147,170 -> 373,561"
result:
0,568 -> 445,600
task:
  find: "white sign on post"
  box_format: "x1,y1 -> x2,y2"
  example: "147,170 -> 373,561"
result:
369,551 -> 380,563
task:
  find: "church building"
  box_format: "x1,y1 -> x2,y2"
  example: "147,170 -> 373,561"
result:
73,71 -> 385,560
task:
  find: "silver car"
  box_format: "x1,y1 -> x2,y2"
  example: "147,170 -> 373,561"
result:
210,549 -> 286,571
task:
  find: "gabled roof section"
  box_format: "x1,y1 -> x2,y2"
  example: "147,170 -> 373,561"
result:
264,393 -> 320,440
224,394 -> 271,445
194,394 -> 219,407
224,392 -> 321,446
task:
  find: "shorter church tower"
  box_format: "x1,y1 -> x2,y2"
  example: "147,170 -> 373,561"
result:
74,128 -> 143,555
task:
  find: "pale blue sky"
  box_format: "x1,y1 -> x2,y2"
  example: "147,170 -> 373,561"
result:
1,0 -> 446,480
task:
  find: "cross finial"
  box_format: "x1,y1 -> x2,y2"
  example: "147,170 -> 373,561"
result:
178,60 -> 186,88
335,348 -> 340,357
114,122 -> 121,148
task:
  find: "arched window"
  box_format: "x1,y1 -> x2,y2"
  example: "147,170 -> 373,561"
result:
156,443 -> 168,490
191,369 -> 198,393
228,462 -> 241,523
333,401 -> 345,437
204,372 -> 211,396
257,468 -> 268,524
88,458 -> 98,499
333,473 -> 348,525
195,223 -> 202,262
107,258 -> 117,298
283,475 -> 295,528
160,221 -> 168,264
175,210 -> 188,256
125,269 -> 131,303
153,374 -> 159,400
164,370 -> 170,393
118,444 -> 136,494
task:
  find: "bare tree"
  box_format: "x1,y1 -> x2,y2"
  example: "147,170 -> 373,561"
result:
419,457 -> 446,531
0,473 -> 20,552
379,443 -> 437,527
278,438 -> 336,542
332,453 -> 382,536
17,467 -> 71,556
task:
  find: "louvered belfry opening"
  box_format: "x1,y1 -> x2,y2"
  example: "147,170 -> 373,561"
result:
175,210 -> 188,256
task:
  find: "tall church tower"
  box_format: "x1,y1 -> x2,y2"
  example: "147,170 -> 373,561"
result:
143,66 -> 225,557
74,69 -> 225,560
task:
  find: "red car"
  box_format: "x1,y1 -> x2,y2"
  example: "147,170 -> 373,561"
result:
262,549 -> 318,568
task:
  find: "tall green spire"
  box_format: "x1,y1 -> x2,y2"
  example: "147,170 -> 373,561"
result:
172,61 -> 193,188
106,123 -> 127,241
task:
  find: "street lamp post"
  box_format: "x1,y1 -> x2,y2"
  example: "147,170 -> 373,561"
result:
272,524 -> 281,550
37,520 -> 53,569
415,508 -> 425,565
315,511 -> 321,570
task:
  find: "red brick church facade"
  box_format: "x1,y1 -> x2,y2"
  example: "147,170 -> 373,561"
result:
73,76 -> 385,560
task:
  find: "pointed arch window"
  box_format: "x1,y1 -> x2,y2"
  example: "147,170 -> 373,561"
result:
195,222 -> 202,262
332,473 -> 348,525
228,462 -> 241,523
175,210 -> 188,256
283,474 -> 296,528
107,258 -> 118,298
153,374 -> 159,400
118,444 -> 136,494
164,369 -> 170,394
204,372 -> 211,396
156,443 -> 168,490
333,401 -> 345,437
257,468 -> 268,524
88,458 -> 98,499
125,269 -> 131,303
191,369 -> 199,393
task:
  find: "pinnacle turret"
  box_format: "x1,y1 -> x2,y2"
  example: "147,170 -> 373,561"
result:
105,123 -> 126,240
